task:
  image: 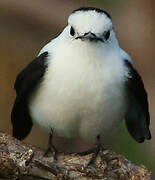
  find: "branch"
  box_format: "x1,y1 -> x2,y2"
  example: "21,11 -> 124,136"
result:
0,132 -> 152,180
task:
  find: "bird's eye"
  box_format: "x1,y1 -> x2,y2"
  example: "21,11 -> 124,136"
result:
70,26 -> 75,36
104,30 -> 110,40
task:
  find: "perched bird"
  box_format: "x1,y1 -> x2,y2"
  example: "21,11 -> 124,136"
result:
11,7 -> 151,162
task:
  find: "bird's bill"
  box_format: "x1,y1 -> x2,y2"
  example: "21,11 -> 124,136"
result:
75,32 -> 104,42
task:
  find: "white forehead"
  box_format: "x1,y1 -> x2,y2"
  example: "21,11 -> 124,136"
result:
68,10 -> 112,34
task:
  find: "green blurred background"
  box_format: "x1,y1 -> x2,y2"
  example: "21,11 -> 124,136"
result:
0,0 -> 154,172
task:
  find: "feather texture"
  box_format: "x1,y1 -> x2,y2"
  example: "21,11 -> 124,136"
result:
11,52 -> 48,140
125,60 -> 151,142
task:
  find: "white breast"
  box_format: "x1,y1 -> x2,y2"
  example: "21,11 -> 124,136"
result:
29,41 -> 127,144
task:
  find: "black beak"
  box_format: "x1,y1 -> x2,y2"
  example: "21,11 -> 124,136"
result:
75,32 -> 103,42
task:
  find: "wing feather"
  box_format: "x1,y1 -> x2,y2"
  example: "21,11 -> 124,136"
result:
124,60 -> 151,142
11,52 -> 48,140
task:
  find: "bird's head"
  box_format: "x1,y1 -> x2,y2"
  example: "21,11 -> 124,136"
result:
61,7 -> 118,48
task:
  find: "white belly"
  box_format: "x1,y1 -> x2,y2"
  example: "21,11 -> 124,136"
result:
29,51 -> 126,143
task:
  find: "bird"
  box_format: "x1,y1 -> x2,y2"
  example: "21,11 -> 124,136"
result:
11,7 -> 151,163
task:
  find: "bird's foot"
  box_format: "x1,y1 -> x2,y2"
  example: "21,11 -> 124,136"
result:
87,144 -> 102,167
44,144 -> 58,161
43,128 -> 58,161
77,144 -> 105,168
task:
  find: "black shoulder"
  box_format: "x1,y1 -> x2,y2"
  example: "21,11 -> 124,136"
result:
14,51 -> 48,97
11,52 -> 48,140
124,60 -> 151,142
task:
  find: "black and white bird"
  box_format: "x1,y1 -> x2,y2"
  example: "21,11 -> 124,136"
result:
11,7 -> 151,160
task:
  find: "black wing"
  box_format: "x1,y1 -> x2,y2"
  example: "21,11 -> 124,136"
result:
11,52 -> 48,140
124,60 -> 151,143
